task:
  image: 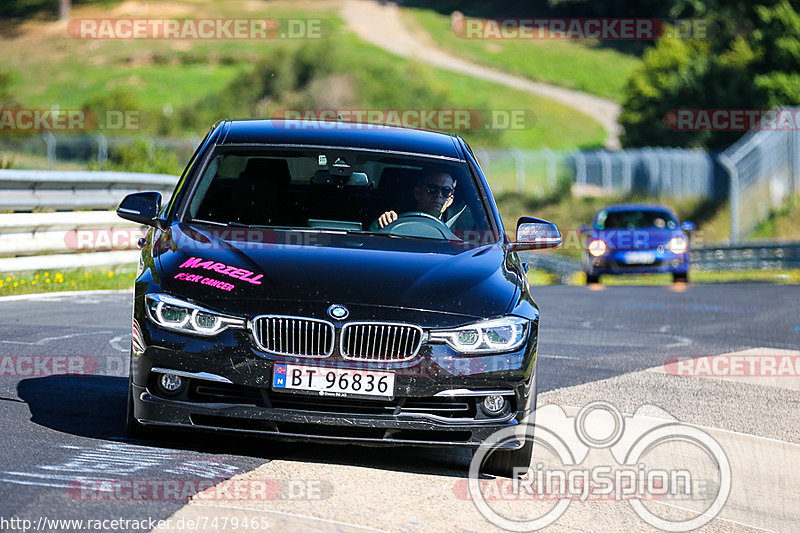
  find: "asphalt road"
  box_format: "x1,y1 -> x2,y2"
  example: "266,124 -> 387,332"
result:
0,285 -> 798,532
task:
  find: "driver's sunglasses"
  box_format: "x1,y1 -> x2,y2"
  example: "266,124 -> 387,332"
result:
424,184 -> 455,198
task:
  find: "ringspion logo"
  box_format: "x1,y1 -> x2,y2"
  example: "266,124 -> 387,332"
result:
467,402 -> 730,531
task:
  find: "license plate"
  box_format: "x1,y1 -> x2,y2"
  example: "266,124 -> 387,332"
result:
624,251 -> 656,264
272,363 -> 395,398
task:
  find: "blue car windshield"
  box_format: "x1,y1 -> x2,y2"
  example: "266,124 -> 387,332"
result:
596,209 -> 677,230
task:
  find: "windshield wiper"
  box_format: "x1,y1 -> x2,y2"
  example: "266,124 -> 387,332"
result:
189,218 -> 227,227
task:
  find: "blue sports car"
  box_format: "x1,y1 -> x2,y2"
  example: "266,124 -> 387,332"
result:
581,203 -> 694,284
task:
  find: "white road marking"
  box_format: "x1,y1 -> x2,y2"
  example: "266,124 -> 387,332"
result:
109,334 -> 129,353
557,403 -> 800,448
0,478 -> 73,489
0,289 -> 132,303
665,335 -> 693,347
539,354 -> 582,360
646,500 -> 779,533
0,330 -> 113,346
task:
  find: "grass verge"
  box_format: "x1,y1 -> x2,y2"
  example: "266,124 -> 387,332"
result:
401,7 -> 641,102
0,266 -> 135,297
1,0 -> 605,151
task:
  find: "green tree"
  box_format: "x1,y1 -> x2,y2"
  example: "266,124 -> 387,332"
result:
620,0 -> 800,149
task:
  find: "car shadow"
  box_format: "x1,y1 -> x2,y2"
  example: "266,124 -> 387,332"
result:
16,375 -> 293,460
16,374 -> 475,478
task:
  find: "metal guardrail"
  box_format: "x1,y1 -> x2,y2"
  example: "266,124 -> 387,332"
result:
522,252 -> 582,282
0,170 -> 176,272
0,169 -> 177,211
0,171 -> 798,276
523,243 -> 800,282
690,243 -> 800,271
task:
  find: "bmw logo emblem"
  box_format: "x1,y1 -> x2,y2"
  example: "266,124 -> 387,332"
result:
327,304 -> 349,320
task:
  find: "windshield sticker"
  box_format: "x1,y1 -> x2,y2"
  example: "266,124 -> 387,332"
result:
179,257 -> 263,285
173,272 -> 235,291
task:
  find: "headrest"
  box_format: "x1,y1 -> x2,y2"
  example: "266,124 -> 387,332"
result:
238,158 -> 291,187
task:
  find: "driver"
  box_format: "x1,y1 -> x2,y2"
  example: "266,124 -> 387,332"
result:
373,171 -> 456,230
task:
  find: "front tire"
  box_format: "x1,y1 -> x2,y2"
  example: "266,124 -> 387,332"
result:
673,272 -> 688,283
479,430 -> 534,478
585,273 -> 600,284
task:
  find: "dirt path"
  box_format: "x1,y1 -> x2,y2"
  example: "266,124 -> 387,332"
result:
341,0 -> 621,148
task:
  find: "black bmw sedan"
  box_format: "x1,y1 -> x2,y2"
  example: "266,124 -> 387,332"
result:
117,119 -> 561,477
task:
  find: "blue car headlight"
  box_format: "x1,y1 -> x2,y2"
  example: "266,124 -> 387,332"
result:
668,237 -> 688,254
429,316 -> 529,354
145,293 -> 246,336
588,239 -> 607,257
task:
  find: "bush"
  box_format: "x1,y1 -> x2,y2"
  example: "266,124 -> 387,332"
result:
96,138 -> 181,175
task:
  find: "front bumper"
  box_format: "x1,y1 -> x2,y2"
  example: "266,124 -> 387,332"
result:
584,249 -> 689,275
130,318 -> 538,448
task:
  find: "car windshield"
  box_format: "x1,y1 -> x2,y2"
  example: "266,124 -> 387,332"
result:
184,148 -> 493,241
596,209 -> 677,230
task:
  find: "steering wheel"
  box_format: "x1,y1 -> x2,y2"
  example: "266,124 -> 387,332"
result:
378,211 -> 458,239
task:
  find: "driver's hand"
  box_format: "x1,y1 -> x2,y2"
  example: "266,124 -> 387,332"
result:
377,211 -> 398,228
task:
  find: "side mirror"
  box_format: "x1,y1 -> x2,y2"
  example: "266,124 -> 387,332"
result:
681,221 -> 695,232
117,191 -> 164,228
511,216 -> 562,251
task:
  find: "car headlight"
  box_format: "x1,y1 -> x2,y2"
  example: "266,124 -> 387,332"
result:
588,239 -> 607,257
145,293 -> 246,336
429,316 -> 529,354
668,237 -> 688,254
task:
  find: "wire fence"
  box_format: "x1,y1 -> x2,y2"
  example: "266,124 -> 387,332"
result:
720,110 -> 800,243
0,133 -> 200,171
3,119 -> 799,243
473,147 -> 723,200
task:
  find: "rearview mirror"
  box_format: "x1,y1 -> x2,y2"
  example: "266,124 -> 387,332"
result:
511,217 -> 562,251
311,170 -> 372,188
117,191 -> 164,228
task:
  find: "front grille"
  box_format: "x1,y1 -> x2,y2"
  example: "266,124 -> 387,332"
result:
340,322 -> 423,361
253,316 -> 335,357
189,383 -> 265,406
270,395 -> 474,419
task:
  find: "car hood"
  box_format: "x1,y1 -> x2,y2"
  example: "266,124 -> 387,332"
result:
589,228 -> 685,251
153,223 -> 518,320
